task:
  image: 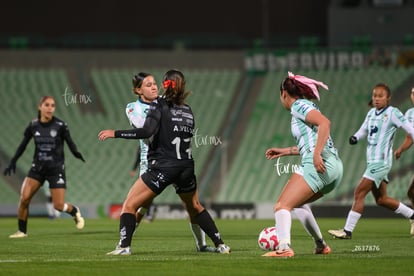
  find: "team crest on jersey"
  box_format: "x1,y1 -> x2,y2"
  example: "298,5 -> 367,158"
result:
50,129 -> 57,137
382,114 -> 388,122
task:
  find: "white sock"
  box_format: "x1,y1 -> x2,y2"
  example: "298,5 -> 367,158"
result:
275,209 -> 291,249
344,210 -> 361,232
394,202 -> 414,218
62,203 -> 69,212
293,204 -> 323,246
190,223 -> 206,248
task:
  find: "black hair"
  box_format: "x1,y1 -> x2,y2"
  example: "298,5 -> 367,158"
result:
132,72 -> 151,89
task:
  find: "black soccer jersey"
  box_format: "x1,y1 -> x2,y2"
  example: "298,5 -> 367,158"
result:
115,98 -> 195,168
12,117 -> 81,167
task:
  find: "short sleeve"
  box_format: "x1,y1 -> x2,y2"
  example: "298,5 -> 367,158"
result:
290,100 -> 318,121
126,102 -> 146,128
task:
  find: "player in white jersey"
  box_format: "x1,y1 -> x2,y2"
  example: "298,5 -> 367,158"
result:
263,72 -> 343,258
126,73 -> 158,225
394,86 -> 414,235
329,83 -> 414,239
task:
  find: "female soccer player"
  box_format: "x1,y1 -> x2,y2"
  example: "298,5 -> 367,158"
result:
263,72 -> 343,258
393,86 -> 414,235
122,72 -> 215,252
99,69 -> 230,255
126,72 -> 159,225
328,83 -> 414,239
4,96 -> 85,238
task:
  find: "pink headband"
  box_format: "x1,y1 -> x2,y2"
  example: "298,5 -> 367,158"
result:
288,71 -> 329,100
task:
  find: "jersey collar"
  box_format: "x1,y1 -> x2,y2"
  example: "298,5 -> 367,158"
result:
375,105 -> 389,116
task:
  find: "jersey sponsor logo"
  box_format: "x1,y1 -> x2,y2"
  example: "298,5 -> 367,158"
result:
171,109 -> 182,116
35,131 -> 41,136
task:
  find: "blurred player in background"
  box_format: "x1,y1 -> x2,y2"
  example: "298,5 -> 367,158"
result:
43,183 -> 61,219
3,96 -> 85,238
110,71 -> 217,254
329,83 -> 414,239
394,86 -> 414,235
263,72 -> 342,258
99,70 -> 230,255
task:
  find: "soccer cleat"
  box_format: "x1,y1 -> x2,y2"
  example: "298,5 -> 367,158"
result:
262,248 -> 295,258
216,244 -> 231,254
197,245 -> 217,253
9,231 -> 28,238
106,246 -> 131,255
328,229 -> 351,239
314,245 -> 331,254
73,207 -> 85,230
410,219 -> 414,236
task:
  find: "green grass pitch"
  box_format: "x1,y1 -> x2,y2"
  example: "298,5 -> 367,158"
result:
0,217 -> 413,275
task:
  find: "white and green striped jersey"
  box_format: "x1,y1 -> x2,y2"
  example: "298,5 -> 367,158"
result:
125,98 -> 151,175
290,99 -> 337,158
405,107 -> 414,126
354,106 -> 414,164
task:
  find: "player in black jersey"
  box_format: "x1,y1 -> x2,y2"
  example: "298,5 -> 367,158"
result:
4,96 -> 85,238
99,69 -> 231,255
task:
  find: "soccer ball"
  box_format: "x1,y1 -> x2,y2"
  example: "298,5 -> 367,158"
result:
258,226 -> 278,251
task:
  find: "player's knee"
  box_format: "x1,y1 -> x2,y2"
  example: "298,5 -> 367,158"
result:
375,196 -> 387,207
19,197 -> 31,208
353,190 -> 368,202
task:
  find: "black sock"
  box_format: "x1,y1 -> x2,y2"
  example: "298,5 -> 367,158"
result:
69,205 -> 78,216
410,213 -> 414,219
194,209 -> 224,247
18,219 -> 27,233
119,213 -> 136,248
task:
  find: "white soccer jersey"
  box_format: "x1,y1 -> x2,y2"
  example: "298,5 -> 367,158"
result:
125,99 -> 151,175
290,99 -> 336,158
354,106 -> 414,164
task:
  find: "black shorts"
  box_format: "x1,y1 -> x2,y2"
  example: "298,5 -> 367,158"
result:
27,163 -> 67,189
141,166 -> 197,195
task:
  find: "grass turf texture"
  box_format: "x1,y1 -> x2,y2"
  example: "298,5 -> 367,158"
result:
0,217 -> 413,275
